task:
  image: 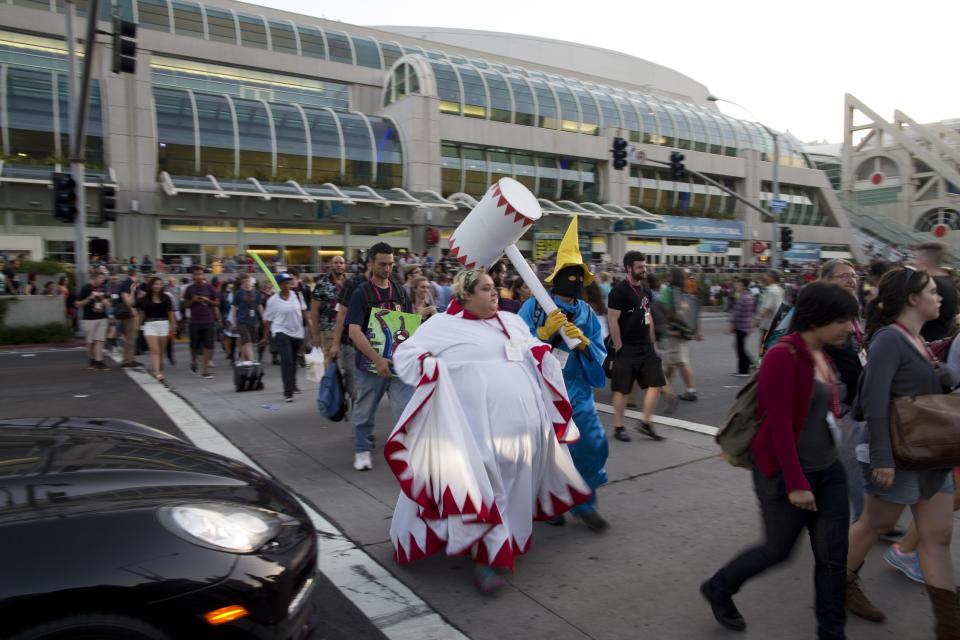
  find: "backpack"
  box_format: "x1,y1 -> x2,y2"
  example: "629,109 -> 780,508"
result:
667,289 -> 699,341
716,343 -> 797,468
317,362 -> 348,421
760,303 -> 794,357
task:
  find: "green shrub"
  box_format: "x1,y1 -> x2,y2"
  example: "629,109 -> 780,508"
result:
17,260 -> 69,276
0,323 -> 74,345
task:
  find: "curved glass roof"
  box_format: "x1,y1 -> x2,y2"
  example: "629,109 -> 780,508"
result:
387,55 -> 808,167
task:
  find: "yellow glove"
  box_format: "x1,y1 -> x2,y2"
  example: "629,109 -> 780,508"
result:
536,309 -> 566,341
562,322 -> 590,350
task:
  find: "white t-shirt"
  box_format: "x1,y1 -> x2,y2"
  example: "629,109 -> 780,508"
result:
264,292 -> 307,339
757,283 -> 784,330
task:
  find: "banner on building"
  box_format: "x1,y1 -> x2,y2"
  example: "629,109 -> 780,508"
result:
784,242 -> 821,263
616,215 -> 742,240
697,241 -> 729,254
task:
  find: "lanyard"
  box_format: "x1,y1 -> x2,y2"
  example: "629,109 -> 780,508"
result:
370,279 -> 394,309
489,314 -> 511,340
813,355 -> 842,417
852,319 -> 863,349
626,280 -> 648,311
893,321 -> 937,362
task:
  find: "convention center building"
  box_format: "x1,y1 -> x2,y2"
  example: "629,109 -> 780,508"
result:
0,0 -> 861,270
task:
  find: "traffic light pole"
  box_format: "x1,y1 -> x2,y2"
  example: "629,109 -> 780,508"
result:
765,127 -> 780,270
65,0 -> 100,293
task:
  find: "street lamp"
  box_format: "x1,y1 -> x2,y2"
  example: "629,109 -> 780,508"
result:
707,95 -> 782,270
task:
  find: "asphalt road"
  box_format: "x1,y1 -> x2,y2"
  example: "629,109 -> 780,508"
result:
2,325 -> 958,640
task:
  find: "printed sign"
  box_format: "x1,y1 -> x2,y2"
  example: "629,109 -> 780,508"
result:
364,307 -> 422,375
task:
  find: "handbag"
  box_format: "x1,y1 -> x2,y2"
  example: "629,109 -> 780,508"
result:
890,394 -> 960,470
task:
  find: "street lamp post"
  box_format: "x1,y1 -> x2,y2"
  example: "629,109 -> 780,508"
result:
707,96 -> 781,270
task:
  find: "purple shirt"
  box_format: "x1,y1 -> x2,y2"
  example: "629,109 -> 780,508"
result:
731,292 -> 756,333
183,282 -> 216,325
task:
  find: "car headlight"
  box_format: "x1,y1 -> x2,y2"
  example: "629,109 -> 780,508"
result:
159,503 -> 282,553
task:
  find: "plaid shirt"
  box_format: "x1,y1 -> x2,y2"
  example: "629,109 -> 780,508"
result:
311,274 -> 341,331
731,292 -> 756,333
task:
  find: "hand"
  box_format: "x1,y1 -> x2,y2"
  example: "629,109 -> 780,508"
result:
562,322 -> 590,350
612,341 -> 623,354
329,343 -> 341,361
788,490 -> 817,511
374,355 -> 391,377
311,335 -> 323,348
872,467 -> 895,489
536,309 -> 566,341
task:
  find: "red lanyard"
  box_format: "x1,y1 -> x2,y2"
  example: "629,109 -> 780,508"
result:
813,356 -> 842,417
852,319 -> 863,349
370,280 -> 393,309
893,321 -> 937,362
489,314 -> 511,340
626,281 -> 649,311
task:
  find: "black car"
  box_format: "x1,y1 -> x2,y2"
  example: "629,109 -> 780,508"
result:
0,417 -> 318,639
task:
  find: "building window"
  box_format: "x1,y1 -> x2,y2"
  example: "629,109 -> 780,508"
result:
137,0 -> 171,32
236,13 -> 268,50
171,0 -> 204,38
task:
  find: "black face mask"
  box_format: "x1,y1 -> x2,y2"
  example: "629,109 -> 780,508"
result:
552,265 -> 584,298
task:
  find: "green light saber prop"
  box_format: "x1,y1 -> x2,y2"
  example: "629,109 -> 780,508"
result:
247,250 -> 279,291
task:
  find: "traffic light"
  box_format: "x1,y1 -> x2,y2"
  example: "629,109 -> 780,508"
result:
780,226 -> 793,252
52,172 -> 78,223
611,137 -> 628,170
669,151 -> 686,180
99,183 -> 117,223
112,13 -> 137,74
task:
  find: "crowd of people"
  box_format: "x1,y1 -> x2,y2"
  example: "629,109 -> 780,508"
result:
48,230 -> 960,632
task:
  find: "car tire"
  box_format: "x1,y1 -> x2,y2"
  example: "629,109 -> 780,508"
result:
9,612 -> 174,640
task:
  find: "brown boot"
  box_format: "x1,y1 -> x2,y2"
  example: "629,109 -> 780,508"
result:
927,585 -> 960,640
846,569 -> 886,622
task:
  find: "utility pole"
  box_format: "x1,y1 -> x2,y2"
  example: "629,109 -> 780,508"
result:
64,0 -> 101,294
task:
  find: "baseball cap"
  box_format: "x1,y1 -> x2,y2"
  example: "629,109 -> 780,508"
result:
276,272 -> 294,283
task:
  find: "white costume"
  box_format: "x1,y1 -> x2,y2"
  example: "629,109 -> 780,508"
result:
386,301 -> 590,570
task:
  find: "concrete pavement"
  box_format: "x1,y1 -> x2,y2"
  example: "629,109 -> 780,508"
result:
2,323 -> 958,639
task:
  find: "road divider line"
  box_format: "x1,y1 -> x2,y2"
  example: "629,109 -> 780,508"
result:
122,367 -> 469,640
595,402 -> 719,437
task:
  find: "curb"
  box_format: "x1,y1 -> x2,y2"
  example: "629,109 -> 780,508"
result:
0,340 -> 86,351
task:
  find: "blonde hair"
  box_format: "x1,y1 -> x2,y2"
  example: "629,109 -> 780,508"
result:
451,269 -> 488,304
410,275 -> 432,304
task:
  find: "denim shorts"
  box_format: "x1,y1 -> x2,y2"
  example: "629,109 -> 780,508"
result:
860,462 -> 956,504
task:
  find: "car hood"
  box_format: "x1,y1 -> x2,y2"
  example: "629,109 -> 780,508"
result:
0,426 -> 302,523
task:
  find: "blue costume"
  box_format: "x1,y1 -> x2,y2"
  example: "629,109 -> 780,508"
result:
519,295 -> 608,514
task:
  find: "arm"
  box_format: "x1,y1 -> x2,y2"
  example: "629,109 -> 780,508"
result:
757,345 -> 811,493
345,288 -> 389,376
861,329 -> 901,471
309,298 -> 323,347
608,308 -> 622,352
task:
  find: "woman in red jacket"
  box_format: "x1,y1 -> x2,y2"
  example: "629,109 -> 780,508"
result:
701,282 -> 860,639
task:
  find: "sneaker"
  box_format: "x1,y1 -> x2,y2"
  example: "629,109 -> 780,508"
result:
636,420 -> 665,441
883,544 -> 925,584
679,391 -> 698,401
201,373 -> 213,380
207,361 -> 216,368
700,580 -> 746,631
545,515 -> 566,526
95,360 -> 111,371
576,510 -> 609,533
733,373 -> 750,378
474,565 -> 507,594
353,451 -> 372,471
120,361 -> 141,368
87,359 -> 96,370
293,386 -> 303,395
613,427 -> 631,442
846,569 -> 886,622
284,393 -> 293,403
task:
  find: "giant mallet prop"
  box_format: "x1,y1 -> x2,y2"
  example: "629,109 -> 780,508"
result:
447,177 -> 580,349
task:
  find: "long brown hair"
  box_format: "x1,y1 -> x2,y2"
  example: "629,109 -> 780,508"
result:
865,267 -> 930,339
146,276 -> 164,302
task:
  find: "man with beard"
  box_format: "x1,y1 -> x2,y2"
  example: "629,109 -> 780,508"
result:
311,255 -> 347,362
519,217 -> 609,531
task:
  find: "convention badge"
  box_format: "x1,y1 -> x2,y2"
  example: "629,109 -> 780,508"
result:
858,348 -> 867,367
553,349 -> 570,368
644,311 -> 652,324
505,339 -> 524,362
826,413 -> 841,446
249,308 -> 256,318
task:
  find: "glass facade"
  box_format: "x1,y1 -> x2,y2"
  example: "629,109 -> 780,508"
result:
153,85 -> 402,188
441,141 -> 601,202
630,166 -> 736,220
1,34 -> 104,166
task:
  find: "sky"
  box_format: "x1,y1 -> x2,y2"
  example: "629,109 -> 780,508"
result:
256,0 -> 960,144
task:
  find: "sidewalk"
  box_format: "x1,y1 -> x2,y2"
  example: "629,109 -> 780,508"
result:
154,343 -> 954,640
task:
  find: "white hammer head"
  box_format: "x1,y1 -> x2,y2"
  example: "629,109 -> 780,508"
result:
448,178 -> 542,270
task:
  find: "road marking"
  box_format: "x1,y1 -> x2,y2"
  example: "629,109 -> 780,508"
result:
120,367 -> 468,640
595,402 -> 719,437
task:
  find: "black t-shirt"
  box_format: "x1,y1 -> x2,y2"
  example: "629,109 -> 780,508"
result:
922,275 -> 959,341
137,294 -> 173,321
345,280 -> 412,369
79,284 -> 108,320
337,274 -> 369,345
607,279 -> 653,348
824,331 -> 863,407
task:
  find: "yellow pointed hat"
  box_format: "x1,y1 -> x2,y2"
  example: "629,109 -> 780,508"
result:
545,216 -> 594,286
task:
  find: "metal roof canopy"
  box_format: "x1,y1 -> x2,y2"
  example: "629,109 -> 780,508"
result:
0,162 -> 118,188
158,172 -> 458,209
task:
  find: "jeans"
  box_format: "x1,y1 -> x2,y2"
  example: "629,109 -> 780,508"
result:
708,461 -> 849,640
735,330 -> 752,374
352,366 -> 413,453
274,332 -> 302,396
836,414 -> 866,521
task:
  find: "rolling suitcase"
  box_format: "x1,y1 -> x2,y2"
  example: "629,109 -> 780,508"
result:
233,361 -> 264,392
